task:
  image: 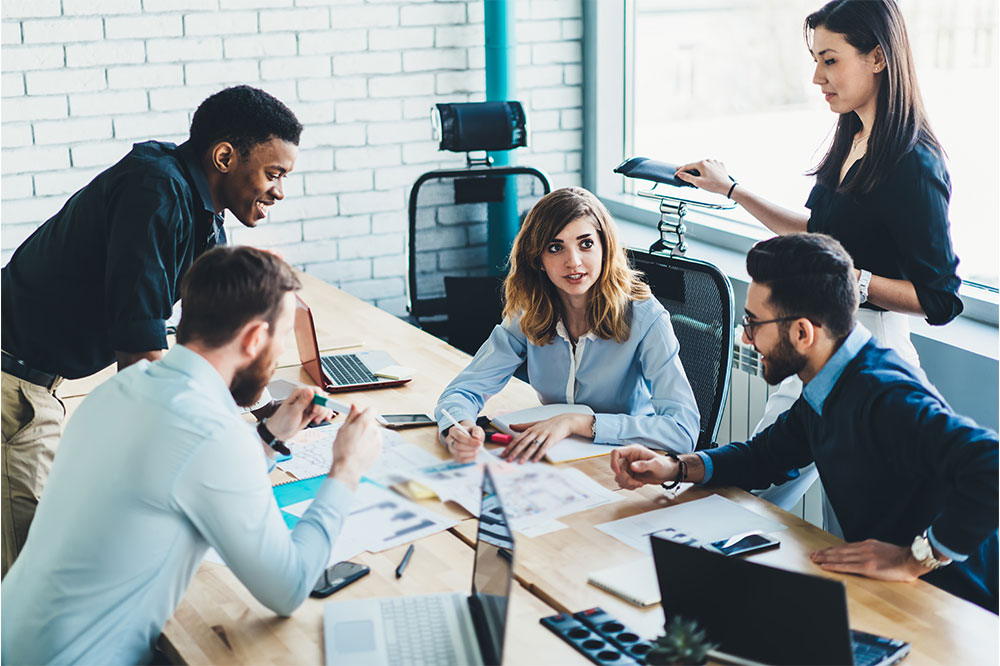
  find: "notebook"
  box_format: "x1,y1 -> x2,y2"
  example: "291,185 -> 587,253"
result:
491,404 -> 617,463
293,294 -> 410,393
587,556 -> 660,607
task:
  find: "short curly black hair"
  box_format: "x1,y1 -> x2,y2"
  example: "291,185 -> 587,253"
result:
189,85 -> 302,158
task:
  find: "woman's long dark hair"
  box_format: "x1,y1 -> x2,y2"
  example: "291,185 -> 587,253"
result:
805,0 -> 942,194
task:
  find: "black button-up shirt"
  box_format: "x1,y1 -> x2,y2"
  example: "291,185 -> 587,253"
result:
1,141 -> 225,379
806,142 -> 963,325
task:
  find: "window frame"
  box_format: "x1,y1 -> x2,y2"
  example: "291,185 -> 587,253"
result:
581,0 -> 998,327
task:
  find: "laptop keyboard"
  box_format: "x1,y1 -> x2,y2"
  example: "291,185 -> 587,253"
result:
381,595 -> 460,665
321,353 -> 379,386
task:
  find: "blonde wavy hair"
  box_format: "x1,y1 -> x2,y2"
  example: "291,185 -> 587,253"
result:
504,187 -> 651,346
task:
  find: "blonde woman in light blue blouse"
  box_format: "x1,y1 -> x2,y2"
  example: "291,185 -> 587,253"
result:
435,187 -> 699,463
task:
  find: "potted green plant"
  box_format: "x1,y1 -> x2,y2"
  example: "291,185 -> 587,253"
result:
645,615 -> 718,666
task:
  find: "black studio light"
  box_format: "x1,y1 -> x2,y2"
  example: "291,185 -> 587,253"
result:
432,101 -> 528,155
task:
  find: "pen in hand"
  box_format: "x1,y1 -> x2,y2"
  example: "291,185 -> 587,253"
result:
313,393 -> 388,426
395,544 -> 414,579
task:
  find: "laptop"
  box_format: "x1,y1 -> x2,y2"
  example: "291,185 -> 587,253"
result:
651,536 -> 910,666
323,466 -> 515,666
294,294 -> 411,392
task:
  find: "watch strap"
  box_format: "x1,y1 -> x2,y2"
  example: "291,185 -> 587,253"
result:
858,269 -> 872,304
257,419 -> 290,456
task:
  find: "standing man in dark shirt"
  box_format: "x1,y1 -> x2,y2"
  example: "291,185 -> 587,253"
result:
611,234 -> 998,613
1,84 -> 303,575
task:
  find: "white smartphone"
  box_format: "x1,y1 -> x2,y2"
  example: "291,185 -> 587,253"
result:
380,413 -> 436,429
703,530 -> 780,556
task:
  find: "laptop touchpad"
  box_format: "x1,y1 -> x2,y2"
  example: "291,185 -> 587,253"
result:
333,620 -> 376,653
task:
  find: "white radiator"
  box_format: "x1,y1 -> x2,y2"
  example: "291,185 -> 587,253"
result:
716,338 -> 774,444
715,331 -> 824,527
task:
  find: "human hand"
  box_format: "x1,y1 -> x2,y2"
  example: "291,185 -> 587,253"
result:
443,420 -> 485,463
329,405 -> 382,489
502,413 -> 592,463
610,445 -> 676,490
266,388 -> 334,441
674,158 -> 734,196
810,539 -> 927,582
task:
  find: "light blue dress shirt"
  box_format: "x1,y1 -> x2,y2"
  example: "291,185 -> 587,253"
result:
1,345 -> 353,665
435,297 -> 700,453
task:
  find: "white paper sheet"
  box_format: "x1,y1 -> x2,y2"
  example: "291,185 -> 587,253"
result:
409,460 -> 622,533
276,423 -> 440,486
491,404 -> 618,463
595,494 -> 787,555
493,466 -> 623,529
284,481 -> 457,566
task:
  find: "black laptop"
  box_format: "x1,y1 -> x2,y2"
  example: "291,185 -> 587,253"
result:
651,536 -> 910,666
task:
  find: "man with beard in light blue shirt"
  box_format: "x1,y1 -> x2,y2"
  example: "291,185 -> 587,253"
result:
1,246 -> 382,664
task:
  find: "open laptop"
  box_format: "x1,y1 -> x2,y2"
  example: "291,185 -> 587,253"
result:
294,294 -> 411,392
323,466 -> 515,666
651,536 -> 910,666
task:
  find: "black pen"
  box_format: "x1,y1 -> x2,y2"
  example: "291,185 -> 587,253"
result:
395,544 -> 414,578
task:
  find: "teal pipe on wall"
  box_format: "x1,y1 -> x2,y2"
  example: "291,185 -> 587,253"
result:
484,0 -> 519,275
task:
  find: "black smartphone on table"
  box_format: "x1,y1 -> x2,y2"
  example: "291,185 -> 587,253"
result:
703,530 -> 779,556
310,561 -> 370,598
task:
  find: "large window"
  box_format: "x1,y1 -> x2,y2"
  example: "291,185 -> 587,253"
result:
629,0 -> 998,289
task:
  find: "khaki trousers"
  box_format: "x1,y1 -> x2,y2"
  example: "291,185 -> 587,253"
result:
1,370 -> 64,577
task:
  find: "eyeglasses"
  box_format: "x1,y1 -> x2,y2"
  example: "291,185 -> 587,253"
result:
740,314 -> 803,342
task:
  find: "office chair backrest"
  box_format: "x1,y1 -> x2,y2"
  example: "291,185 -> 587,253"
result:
628,249 -> 734,450
408,167 -> 550,354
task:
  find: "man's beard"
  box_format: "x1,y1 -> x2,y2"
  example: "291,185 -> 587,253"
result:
760,331 -> 808,385
230,345 -> 276,407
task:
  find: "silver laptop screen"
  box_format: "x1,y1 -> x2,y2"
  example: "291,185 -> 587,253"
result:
471,466 -> 515,665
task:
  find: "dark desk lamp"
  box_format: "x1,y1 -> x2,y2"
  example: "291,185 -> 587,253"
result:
614,157 -> 736,256
432,101 -> 528,166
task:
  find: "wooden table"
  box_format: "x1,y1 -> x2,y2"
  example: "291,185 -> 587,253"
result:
453,478 -> 999,665
160,532 -> 579,665
60,272 -> 997,665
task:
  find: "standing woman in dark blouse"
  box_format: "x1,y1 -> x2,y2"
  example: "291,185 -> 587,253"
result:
673,0 -> 964,513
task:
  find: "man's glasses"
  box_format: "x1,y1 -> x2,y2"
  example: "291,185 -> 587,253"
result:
740,314 -> 803,342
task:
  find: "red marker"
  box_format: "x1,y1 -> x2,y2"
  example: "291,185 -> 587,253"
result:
489,433 -> 512,444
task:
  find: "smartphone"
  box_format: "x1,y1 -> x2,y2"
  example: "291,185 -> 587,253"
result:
310,561 -> 370,598
703,530 -> 779,557
380,413 -> 436,429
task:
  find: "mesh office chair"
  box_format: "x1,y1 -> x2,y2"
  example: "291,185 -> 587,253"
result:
628,248 -> 734,450
407,102 -> 551,355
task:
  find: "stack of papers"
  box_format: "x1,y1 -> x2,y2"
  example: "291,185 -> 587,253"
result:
282,480 -> 457,566
409,460 -> 622,536
491,404 -> 618,463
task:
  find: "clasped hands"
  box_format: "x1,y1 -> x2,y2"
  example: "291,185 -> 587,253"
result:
444,413 -> 595,463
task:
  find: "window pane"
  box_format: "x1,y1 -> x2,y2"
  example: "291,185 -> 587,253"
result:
631,0 -> 998,288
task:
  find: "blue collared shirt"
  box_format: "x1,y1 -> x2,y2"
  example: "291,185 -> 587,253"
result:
698,324 -> 996,568
435,297 -> 700,453
1,345 -> 353,665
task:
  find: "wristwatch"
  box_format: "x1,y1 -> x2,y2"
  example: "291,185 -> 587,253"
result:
257,418 -> 290,456
858,269 -> 872,304
911,531 -> 950,570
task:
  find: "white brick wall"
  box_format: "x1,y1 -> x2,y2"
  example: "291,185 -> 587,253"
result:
1,0 -> 584,315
